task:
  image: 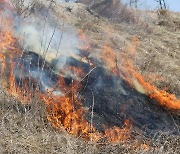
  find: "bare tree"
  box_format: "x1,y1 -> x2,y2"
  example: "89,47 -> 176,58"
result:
155,0 -> 167,9
130,0 -> 138,9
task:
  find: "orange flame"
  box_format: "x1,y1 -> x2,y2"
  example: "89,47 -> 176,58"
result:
105,119 -> 132,143
78,30 -> 90,50
0,14 -> 31,103
101,38 -> 180,110
40,66 -> 102,141
8,63 -> 33,104
0,16 -> 133,142
100,45 -> 118,75
2,8 -> 179,145
134,71 -> 180,110
41,93 -> 102,141
0,54 -> 5,73
0,16 -> 14,52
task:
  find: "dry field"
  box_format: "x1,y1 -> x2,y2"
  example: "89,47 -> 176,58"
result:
0,0 -> 180,153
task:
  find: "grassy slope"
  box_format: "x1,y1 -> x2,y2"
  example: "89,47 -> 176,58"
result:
0,1 -> 180,153
59,2 -> 180,96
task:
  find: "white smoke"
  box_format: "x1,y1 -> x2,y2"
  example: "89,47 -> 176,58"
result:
13,0 -> 82,72
19,22 -> 80,62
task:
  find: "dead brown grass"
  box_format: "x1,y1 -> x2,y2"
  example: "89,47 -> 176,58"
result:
77,0 -> 139,24
157,9 -> 180,31
0,84 -> 179,154
0,1 -> 180,153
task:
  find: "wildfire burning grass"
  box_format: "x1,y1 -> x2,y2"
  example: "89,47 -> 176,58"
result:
0,0 -> 180,153
101,40 -> 180,110
0,10 -> 133,143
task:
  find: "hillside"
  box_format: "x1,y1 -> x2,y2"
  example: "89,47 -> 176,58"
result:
0,0 -> 180,153
49,1 -> 180,96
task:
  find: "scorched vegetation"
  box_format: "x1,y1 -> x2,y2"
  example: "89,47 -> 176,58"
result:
0,0 -> 180,153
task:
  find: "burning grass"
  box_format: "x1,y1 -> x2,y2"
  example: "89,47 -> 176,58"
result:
0,0 -> 180,153
0,8 -> 133,143
0,90 -> 179,153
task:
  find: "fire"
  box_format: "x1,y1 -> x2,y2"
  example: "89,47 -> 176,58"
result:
0,14 -> 133,142
8,63 -> 33,104
0,1 -> 179,145
101,39 -> 180,110
0,30 -> 13,51
101,45 -> 118,75
105,119 -> 132,143
0,54 -> 5,73
41,93 -> 102,141
131,141 -> 150,151
0,12 -> 31,103
78,30 -> 90,50
141,143 -> 150,151
39,64 -> 101,141
124,62 -> 180,110
41,63 -> 133,142
0,14 -> 15,52
59,65 -> 85,82
119,52 -> 180,110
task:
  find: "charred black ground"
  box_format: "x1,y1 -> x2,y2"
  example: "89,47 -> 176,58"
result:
10,51 -> 180,139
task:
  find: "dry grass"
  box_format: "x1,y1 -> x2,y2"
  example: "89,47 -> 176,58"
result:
0,0 -> 180,153
77,0 -> 139,24
0,88 -> 179,154
0,84 -> 179,153
156,9 -> 180,31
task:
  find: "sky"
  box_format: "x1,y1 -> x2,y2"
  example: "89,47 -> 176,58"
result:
123,0 -> 180,12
